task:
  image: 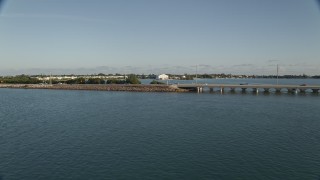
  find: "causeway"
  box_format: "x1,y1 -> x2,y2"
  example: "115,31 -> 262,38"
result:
177,84 -> 320,93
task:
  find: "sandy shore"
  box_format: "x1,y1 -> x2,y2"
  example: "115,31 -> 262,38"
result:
0,84 -> 189,92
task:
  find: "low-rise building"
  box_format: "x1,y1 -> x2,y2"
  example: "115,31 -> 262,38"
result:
157,74 -> 169,80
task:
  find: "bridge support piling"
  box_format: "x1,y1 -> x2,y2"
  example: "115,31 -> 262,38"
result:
300,89 -> 306,93
312,89 -> 319,93
197,87 -> 203,93
288,88 -> 298,94
264,88 -> 269,92
275,88 -> 281,93
253,88 -> 258,93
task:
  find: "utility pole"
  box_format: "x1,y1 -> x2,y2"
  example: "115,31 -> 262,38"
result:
276,64 -> 279,85
195,64 -> 198,84
49,72 -> 52,85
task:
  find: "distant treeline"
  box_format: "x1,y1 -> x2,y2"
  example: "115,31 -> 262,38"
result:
255,74 -> 320,79
26,73 -> 320,80
0,75 -> 41,84
58,75 -> 141,84
157,74 -> 320,79
0,74 -> 141,84
1,73 -> 320,85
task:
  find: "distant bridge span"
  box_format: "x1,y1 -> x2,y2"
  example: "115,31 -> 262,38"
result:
176,84 -> 320,93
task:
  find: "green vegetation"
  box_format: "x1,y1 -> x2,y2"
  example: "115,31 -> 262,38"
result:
86,78 -> 104,84
183,74 -> 194,80
136,74 -> 157,79
0,75 -> 41,84
150,80 -> 165,84
126,74 -> 141,84
64,74 -> 140,84
106,79 -> 126,84
66,78 -> 86,84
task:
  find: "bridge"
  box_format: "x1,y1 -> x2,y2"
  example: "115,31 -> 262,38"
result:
176,84 -> 320,93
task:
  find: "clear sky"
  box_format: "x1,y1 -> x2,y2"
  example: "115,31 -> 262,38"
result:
0,0 -> 319,75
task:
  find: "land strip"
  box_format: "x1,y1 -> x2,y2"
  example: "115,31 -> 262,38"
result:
0,84 -> 188,92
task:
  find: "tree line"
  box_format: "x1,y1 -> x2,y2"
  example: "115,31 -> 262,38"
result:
0,74 -> 141,84
0,75 -> 41,84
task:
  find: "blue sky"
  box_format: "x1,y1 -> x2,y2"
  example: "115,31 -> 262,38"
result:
0,0 -> 319,75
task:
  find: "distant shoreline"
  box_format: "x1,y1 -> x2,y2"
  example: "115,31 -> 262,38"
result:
0,84 -> 189,92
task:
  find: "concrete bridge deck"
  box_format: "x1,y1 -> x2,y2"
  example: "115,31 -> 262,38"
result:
177,84 -> 320,93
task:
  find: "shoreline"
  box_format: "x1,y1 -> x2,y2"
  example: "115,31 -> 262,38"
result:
0,84 -> 189,92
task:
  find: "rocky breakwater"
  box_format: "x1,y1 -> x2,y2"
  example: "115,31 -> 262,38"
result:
0,84 -> 189,92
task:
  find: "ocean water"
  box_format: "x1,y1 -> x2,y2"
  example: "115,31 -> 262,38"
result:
1,85 -> 320,179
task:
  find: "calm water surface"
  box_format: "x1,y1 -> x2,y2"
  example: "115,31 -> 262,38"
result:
0,87 -> 320,179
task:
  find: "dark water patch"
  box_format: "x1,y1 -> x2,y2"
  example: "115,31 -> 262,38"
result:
1,88 -> 320,179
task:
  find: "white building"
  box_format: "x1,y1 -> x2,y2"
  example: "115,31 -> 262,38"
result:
157,74 -> 169,80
